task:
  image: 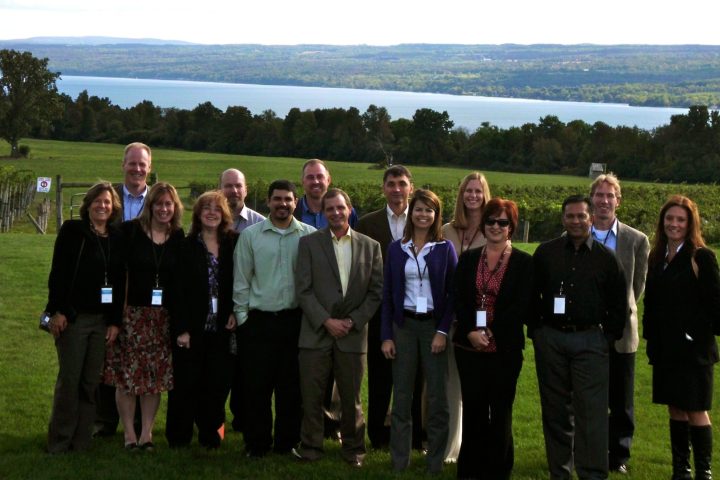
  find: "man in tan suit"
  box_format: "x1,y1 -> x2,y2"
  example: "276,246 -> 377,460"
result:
590,173 -> 649,474
293,188 -> 383,467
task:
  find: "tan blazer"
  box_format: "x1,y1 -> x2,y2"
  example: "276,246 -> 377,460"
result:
613,221 -> 650,353
296,228 -> 384,353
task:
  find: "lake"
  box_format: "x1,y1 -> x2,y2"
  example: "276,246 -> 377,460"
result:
57,75 -> 688,131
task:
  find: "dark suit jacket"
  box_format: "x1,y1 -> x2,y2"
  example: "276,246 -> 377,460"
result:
355,208 -> 394,263
643,245 -> 720,366
295,228 -> 383,353
172,231 -> 238,338
453,247 -> 533,352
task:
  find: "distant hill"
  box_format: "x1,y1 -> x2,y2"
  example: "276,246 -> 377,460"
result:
0,36 -> 194,46
2,40 -> 719,108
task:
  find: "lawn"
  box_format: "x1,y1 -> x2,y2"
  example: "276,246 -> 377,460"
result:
1,138 -> 718,478
1,234 -> 717,479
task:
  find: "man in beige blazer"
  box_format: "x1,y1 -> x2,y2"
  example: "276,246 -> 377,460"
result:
590,173 -> 649,475
293,188 -> 383,467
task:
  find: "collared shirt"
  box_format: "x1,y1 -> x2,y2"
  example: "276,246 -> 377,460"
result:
331,228 -> 353,296
386,205 -> 408,241
591,218 -> 618,251
233,205 -> 265,233
401,240 -> 438,312
295,196 -> 359,229
122,185 -> 148,221
533,234 -> 627,338
233,217 -> 316,325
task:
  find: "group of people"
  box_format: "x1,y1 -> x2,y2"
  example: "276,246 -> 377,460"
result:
44,142 -> 717,480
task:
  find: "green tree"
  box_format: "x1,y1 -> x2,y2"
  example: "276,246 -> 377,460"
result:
0,49 -> 61,157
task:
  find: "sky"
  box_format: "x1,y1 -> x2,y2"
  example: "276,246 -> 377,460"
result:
1,0 -> 718,45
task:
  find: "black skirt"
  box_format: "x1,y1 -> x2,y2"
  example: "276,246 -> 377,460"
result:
652,363 -> 714,411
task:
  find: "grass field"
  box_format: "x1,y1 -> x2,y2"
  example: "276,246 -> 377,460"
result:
1,138 -> 719,478
2,138 -> 597,235
1,234 -> 718,479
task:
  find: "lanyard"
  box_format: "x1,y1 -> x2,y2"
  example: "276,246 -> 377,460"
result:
151,234 -> 168,288
592,218 -> 616,246
459,226 -> 480,254
478,245 -> 507,309
92,228 -> 111,285
410,242 -> 430,289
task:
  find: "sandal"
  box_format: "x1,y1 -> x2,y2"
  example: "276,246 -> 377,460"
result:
139,442 -> 155,452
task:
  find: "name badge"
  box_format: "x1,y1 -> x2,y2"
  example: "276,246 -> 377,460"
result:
151,289 -> 163,306
101,286 -> 113,304
476,310 -> 487,328
211,296 -> 218,314
416,296 -> 428,314
554,296 -> 566,315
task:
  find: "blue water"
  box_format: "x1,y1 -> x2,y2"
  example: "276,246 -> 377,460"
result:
57,75 -> 688,131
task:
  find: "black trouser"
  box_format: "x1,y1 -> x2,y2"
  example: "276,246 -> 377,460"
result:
166,331 -> 234,447
228,340 -> 245,431
608,347 -> 635,466
455,347 -> 523,480
240,308 -> 302,454
366,310 -> 424,449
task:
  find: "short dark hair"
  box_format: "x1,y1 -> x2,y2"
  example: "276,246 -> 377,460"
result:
321,188 -> 352,211
481,198 -> 519,238
267,179 -> 297,199
562,195 -> 592,214
383,165 -> 412,183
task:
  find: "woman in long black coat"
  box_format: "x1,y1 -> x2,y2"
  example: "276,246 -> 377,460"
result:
165,190 -> 238,448
643,195 -> 719,480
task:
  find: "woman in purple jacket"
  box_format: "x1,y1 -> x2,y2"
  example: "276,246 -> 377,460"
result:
381,189 -> 458,475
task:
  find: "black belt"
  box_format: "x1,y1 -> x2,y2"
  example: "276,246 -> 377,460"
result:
404,309 -> 434,321
547,323 -> 600,333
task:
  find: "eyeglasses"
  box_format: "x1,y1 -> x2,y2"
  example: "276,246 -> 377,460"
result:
484,218 -> 510,227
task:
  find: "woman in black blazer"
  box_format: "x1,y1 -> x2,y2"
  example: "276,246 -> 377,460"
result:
165,190 -> 238,449
46,181 -> 124,453
643,195 -> 719,480
452,198 -> 533,480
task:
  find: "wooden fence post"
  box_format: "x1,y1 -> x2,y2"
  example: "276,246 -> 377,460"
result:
56,174 -> 63,231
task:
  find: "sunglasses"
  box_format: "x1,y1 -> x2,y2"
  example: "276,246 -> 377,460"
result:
484,218 -> 510,227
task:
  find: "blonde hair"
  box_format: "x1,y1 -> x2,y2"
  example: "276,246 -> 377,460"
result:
451,172 -> 491,229
590,173 -> 621,198
123,142 -> 152,165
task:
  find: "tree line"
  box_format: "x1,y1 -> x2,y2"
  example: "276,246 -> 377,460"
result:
30,91 -> 720,183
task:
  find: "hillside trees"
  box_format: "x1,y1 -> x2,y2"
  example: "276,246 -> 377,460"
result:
0,49 -> 62,156
28,89 -> 720,183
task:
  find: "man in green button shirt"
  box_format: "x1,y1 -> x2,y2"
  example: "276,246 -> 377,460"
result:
233,179 -> 316,458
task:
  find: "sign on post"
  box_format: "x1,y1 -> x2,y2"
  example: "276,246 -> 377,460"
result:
36,177 -> 52,193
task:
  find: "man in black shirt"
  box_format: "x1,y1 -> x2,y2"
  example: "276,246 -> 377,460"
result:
532,195 -> 627,480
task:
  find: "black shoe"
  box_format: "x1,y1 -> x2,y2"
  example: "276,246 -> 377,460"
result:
610,463 -> 628,474
245,449 -> 267,459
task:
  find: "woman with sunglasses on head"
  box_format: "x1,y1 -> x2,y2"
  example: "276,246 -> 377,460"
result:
381,189 -> 457,475
104,182 -> 185,452
643,195 -> 719,480
45,181 -> 125,454
165,191 -> 238,449
441,172 -> 490,462
452,198 -> 533,480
